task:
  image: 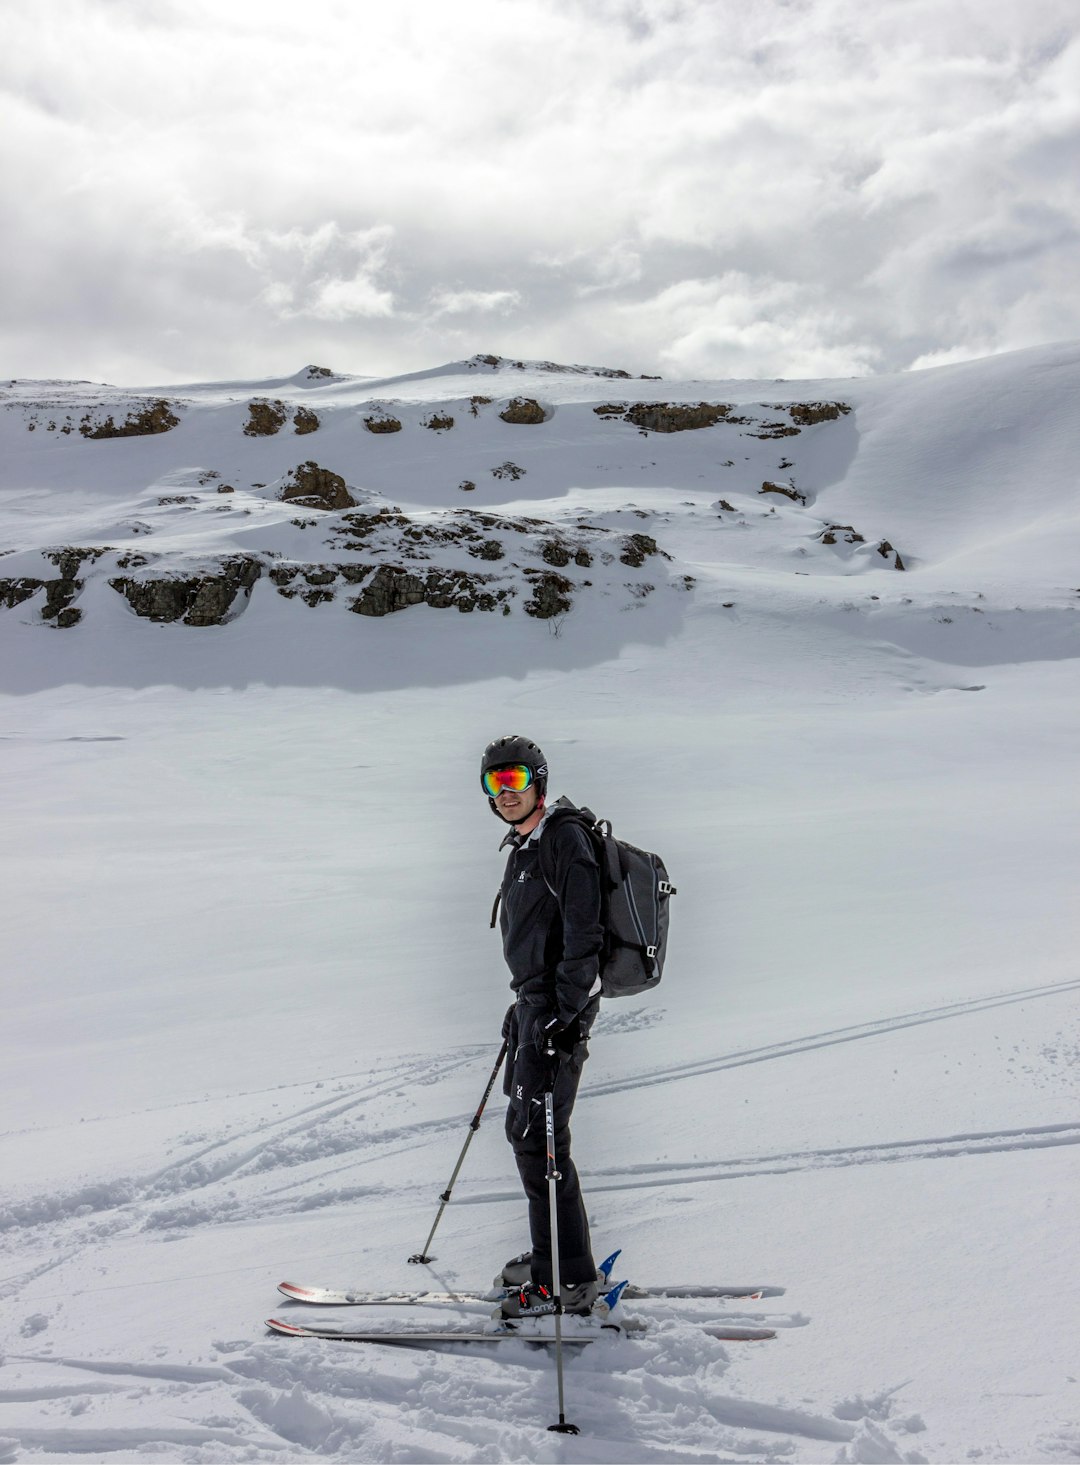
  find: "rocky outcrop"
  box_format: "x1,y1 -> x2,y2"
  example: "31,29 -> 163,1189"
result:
819,524 -> 866,546
491,461 -> 526,480
349,564 -> 512,616
748,420 -> 801,439
523,570 -> 573,619
280,462 -> 357,512
468,396 -> 492,416
364,413 -> 402,433
619,533 -> 665,567
243,400 -> 288,437
423,413 -> 455,431
499,397 -> 547,424
759,481 -> 807,505
110,557 -> 261,625
293,407 -> 320,435
786,401 -> 852,425
79,399 -> 180,439
595,402 -> 732,432
877,540 -> 906,570
0,577 -> 48,611
0,548 -> 105,628
304,365 -> 334,379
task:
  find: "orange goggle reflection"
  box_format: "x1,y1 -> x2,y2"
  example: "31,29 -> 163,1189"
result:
482,764 -> 534,797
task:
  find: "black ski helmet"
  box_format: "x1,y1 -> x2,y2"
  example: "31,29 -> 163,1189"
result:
481,734 -> 548,821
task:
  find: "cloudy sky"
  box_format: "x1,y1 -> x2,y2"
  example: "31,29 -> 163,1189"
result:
3,0 -> 1079,385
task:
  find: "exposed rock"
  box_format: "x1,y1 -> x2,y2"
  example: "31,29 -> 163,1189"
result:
459,480 -> 477,492
364,413 -> 402,434
304,365 -> 334,379
280,461 -> 357,512
80,399 -> 180,439
111,557 -> 262,625
34,547 -> 109,625
423,413 -> 455,431
619,533 -> 664,567
878,540 -> 906,570
541,540 -> 572,567
597,402 -> 732,432
748,421 -> 801,439
158,494 -> 196,506
523,570 -> 573,619
759,481 -> 807,505
499,397 -> 547,425
0,578 -> 44,609
468,396 -> 492,416
716,499 -> 735,512
491,461 -> 526,481
786,401 -> 852,425
217,484 -> 235,493
471,354 -> 502,368
469,539 -> 505,561
349,564 -> 510,617
819,524 -> 865,546
333,508 -> 491,559
574,548 -> 593,568
293,407 -> 320,435
243,400 -> 288,437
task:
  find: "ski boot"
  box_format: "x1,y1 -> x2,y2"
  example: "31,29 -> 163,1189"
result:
500,1277 -> 600,1320
496,1249 -> 616,1291
495,1251 -> 533,1289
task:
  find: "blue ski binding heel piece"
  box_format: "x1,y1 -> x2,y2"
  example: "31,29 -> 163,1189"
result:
601,1278 -> 630,1314
597,1249 -> 621,1281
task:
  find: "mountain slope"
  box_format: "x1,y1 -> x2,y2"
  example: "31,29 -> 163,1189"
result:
0,345 -> 1077,1463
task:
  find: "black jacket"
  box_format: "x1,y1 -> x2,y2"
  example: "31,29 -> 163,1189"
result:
498,797 -> 603,1027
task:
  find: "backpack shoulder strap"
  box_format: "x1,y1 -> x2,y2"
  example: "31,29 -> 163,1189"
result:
538,807 -> 616,896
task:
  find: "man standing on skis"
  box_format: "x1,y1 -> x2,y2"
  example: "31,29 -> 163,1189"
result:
480,733 -> 604,1319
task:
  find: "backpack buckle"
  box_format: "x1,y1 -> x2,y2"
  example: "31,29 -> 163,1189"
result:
646,945 -> 658,958
658,880 -> 675,895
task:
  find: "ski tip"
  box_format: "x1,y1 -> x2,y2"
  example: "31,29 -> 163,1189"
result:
277,1282 -> 316,1300
266,1317 -> 310,1336
597,1248 -> 622,1281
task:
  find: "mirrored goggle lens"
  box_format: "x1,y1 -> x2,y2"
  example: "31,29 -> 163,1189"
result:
483,764 -> 534,797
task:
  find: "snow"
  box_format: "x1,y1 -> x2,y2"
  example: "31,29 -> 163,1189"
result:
1,345 -> 1079,1462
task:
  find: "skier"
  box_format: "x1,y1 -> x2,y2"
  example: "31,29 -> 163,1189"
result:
480,734 -> 604,1318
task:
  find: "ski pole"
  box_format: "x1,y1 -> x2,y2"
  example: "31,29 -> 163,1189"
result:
408,1038 -> 508,1265
544,1050 -> 579,1436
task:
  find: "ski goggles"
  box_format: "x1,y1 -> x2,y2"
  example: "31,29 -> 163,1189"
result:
482,764 -> 535,797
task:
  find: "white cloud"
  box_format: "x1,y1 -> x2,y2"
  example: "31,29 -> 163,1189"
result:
2,0 -> 1079,381
429,288 -> 522,316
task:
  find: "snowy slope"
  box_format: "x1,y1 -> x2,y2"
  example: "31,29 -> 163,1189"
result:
1,346 -> 1078,1463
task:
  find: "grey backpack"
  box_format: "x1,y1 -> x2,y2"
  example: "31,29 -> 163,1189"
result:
539,805 -> 676,998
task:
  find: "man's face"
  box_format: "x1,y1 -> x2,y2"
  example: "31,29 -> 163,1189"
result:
494,779 -> 540,823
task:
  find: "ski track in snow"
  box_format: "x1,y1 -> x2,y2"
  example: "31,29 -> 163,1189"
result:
3,981 -> 1076,1461
6,978 -> 1074,1258
584,975 -> 1080,1099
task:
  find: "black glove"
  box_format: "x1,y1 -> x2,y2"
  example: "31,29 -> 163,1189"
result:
501,1003 -> 515,1041
540,1012 -> 583,1057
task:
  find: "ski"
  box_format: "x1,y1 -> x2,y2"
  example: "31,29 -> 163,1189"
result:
277,1281 -> 768,1307
265,1317 -> 777,1345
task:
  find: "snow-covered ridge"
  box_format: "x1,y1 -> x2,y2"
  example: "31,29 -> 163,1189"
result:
2,343 -> 1079,687
3,343 -> 1080,1462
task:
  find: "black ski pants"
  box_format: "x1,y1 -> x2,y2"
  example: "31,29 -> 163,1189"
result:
503,1004 -> 595,1288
